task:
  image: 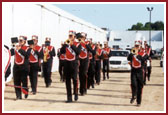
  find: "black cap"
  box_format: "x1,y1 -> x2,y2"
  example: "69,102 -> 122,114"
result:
76,33 -> 82,39
11,37 -> 18,43
45,41 -> 50,46
28,40 -> 34,45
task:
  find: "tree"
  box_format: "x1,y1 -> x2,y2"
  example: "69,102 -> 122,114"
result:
128,21 -> 164,31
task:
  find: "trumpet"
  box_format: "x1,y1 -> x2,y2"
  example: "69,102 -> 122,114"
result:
43,46 -> 49,62
131,47 -> 139,55
65,39 -> 70,44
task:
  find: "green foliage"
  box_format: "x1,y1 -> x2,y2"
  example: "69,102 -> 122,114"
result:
128,21 -> 164,31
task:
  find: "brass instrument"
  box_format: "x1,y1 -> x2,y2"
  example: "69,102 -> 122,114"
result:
131,47 -> 139,55
43,46 -> 49,62
65,39 -> 70,44
78,38 -> 81,42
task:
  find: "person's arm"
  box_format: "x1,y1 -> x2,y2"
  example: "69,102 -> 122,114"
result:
71,44 -> 81,56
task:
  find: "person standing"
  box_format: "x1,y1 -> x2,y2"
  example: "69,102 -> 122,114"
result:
87,39 -> 96,89
11,36 -> 29,100
27,39 -> 40,95
42,38 -> 56,87
57,42 -> 65,82
32,35 -> 43,75
102,41 -> 111,80
145,44 -> 152,81
95,43 -> 103,85
60,30 -> 81,102
128,41 -> 148,106
78,32 -> 92,96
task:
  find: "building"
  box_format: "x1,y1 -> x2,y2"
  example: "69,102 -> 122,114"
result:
109,30 -> 163,50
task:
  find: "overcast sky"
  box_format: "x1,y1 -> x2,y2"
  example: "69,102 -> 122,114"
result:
54,3 -> 165,30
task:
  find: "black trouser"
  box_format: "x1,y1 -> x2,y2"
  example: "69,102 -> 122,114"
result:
103,59 -> 109,79
143,64 -> 147,84
59,60 -> 65,81
87,60 -> 95,88
42,59 -> 53,86
64,60 -> 78,101
79,58 -> 89,95
130,68 -> 144,104
13,65 -> 28,99
147,66 -> 151,81
29,63 -> 39,93
95,60 -> 101,84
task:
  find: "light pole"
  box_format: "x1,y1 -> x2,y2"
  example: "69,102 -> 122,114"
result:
147,7 -> 153,46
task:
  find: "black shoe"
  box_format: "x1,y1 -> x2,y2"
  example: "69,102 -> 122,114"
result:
92,84 -> 94,88
32,92 -> 36,95
144,82 -> 146,85
25,94 -> 28,99
137,104 -> 141,107
74,95 -> 78,101
80,93 -> 84,96
46,83 -> 51,88
16,96 -> 22,100
148,77 -> 150,81
107,76 -> 109,79
130,98 -> 135,104
103,77 -> 106,81
66,100 -> 73,103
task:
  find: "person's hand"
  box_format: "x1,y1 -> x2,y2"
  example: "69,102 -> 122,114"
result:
70,40 -> 74,45
30,45 -> 34,49
16,45 -> 21,50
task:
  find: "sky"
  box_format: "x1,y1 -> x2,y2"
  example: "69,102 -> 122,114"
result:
54,3 -> 165,31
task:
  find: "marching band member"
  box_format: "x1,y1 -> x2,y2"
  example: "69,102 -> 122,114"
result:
10,36 -> 29,100
60,30 -> 81,102
128,40 -> 148,107
78,32 -> 92,96
57,42 -> 65,82
32,35 -> 43,73
102,41 -> 111,80
87,39 -> 97,89
42,38 -> 56,87
95,43 -> 103,85
27,39 -> 40,95
145,44 -> 153,82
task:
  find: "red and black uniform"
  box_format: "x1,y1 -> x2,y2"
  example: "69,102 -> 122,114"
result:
127,50 -> 148,105
139,48 -> 148,85
27,45 -> 41,94
102,47 -> 111,80
57,48 -> 65,82
87,44 -> 96,89
10,45 -> 29,99
145,47 -> 152,81
95,47 -> 103,85
42,45 -> 56,87
79,41 -> 93,95
60,41 -> 81,102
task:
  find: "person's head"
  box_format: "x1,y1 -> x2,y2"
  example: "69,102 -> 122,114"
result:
19,36 -> 26,46
81,32 -> 87,41
134,41 -> 141,50
45,37 -> 51,46
104,41 -> 108,48
69,30 -> 76,41
32,35 -> 38,45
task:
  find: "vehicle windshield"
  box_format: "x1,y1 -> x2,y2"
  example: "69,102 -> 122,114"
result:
110,51 -> 129,57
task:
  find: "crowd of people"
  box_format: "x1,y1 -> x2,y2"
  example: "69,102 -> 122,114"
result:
4,30 -> 152,107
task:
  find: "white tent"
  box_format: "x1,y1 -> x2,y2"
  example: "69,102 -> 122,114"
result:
2,3 -> 107,72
